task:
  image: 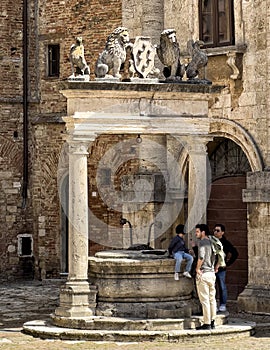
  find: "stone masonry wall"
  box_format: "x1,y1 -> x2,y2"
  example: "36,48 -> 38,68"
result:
30,122 -> 66,278
243,171 -> 270,286
0,0 -> 24,280
207,0 -> 269,167
124,0 -> 270,166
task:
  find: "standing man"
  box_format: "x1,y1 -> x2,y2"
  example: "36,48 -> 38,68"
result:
195,224 -> 218,330
214,224 -> 239,312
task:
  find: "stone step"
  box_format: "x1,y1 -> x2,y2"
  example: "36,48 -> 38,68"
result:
23,318 -> 256,343
50,313 -> 228,331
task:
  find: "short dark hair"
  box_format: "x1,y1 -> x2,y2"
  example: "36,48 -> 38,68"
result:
214,224 -> 225,232
175,224 -> 186,234
195,224 -> 210,236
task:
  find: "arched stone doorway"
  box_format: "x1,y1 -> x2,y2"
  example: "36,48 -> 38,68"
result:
207,137 -> 251,300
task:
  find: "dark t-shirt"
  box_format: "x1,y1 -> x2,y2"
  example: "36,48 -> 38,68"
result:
168,235 -> 188,255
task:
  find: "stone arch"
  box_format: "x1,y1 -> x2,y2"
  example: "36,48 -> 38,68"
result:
209,118 -> 263,172
207,119 -> 256,301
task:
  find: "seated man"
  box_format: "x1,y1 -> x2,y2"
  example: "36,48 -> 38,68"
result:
168,224 -> 193,280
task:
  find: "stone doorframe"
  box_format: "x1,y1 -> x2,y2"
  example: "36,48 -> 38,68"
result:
209,119 -> 269,312
53,84 -> 264,321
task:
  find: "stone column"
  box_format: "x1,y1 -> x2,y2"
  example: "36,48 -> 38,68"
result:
54,142 -> 93,319
141,0 -> 164,44
238,171 -> 270,313
187,137 -> 212,240
141,0 -> 164,73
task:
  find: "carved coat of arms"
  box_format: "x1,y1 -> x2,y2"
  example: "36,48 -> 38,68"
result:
131,36 -> 156,78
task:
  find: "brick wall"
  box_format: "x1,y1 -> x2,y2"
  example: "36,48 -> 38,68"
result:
88,134 -> 140,253
0,0 -> 123,279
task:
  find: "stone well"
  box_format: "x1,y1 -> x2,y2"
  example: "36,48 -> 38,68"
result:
89,250 -> 200,318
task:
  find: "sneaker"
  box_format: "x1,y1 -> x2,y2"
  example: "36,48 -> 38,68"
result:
211,320 -> 215,329
196,323 -> 211,330
174,272 -> 179,280
183,271 -> 192,279
219,305 -> 226,312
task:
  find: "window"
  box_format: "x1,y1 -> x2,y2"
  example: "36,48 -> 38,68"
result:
48,44 -> 60,77
199,0 -> 234,47
18,234 -> 33,257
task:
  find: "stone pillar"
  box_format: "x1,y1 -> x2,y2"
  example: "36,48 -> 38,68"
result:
238,171 -> 270,313
141,0 -> 164,44
54,142 -> 93,319
141,0 -> 164,73
187,137 -> 212,240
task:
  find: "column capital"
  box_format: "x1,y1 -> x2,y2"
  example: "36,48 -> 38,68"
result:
68,141 -> 90,155
185,136 -> 213,155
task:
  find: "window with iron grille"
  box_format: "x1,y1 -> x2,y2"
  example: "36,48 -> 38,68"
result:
48,44 -> 60,77
199,0 -> 235,48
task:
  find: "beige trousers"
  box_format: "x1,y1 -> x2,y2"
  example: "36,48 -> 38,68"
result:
196,271 -> 216,324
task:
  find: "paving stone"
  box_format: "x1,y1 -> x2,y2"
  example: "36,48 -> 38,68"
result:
0,280 -> 269,349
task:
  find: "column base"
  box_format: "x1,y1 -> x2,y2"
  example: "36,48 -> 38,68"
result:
53,280 -> 94,319
237,285 -> 270,313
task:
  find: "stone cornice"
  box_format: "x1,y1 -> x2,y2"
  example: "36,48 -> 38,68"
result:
60,81 -> 224,96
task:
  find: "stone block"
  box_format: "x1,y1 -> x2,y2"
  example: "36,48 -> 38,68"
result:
238,285 -> 270,314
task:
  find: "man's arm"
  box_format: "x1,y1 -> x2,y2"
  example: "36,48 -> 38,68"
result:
196,258 -> 203,275
226,241 -> 239,266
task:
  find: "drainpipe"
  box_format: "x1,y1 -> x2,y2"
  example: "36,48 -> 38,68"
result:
22,0 -> 28,208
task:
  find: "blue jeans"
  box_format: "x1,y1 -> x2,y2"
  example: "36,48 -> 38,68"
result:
216,269 -> 227,305
173,251 -> 193,273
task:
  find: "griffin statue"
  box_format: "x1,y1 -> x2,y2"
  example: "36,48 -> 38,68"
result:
69,37 -> 90,78
186,40 -> 208,80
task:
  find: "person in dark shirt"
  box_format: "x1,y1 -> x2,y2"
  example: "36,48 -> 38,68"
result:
213,224 -> 239,312
168,224 -> 193,280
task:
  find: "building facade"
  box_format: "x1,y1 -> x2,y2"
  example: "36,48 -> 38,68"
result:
0,0 -> 270,313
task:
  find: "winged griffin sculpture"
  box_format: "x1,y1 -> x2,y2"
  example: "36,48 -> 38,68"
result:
69,37 -> 90,79
185,40 -> 208,80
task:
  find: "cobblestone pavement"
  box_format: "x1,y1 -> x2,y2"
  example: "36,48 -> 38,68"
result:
0,280 -> 269,350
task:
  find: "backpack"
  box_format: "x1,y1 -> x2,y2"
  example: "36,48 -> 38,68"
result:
209,235 -> 226,267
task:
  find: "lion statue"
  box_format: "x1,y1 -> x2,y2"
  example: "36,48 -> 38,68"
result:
95,27 -> 130,79
69,37 -> 90,78
156,29 -> 185,80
